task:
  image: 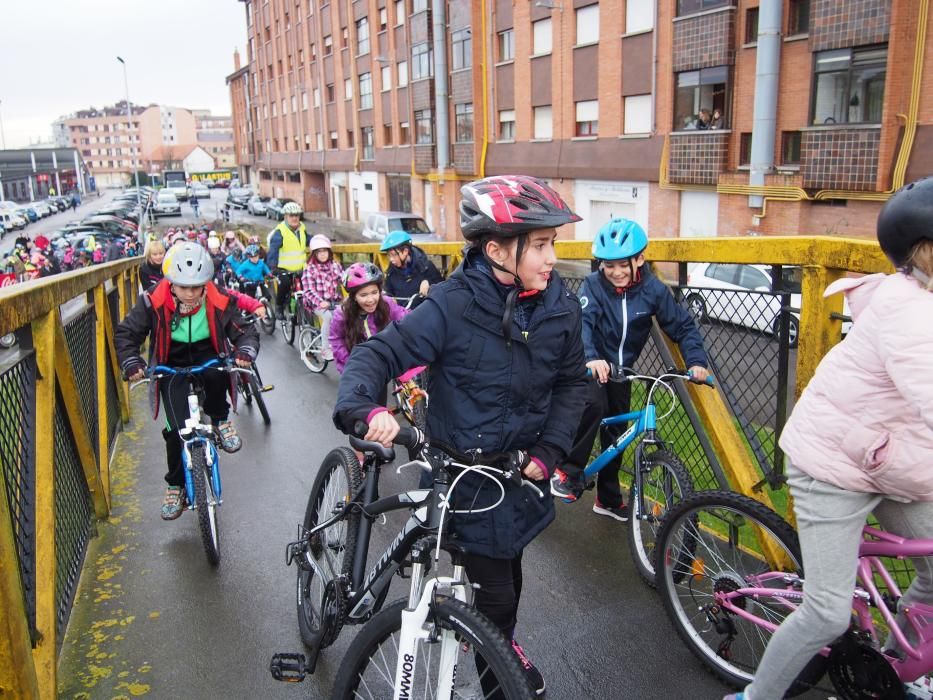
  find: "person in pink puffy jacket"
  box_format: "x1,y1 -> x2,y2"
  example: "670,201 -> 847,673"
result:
726,178 -> 933,700
329,262 -> 407,376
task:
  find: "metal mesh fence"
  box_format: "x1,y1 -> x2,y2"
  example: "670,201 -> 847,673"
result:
62,307 -> 99,464
0,354 -> 37,642
53,391 -> 93,647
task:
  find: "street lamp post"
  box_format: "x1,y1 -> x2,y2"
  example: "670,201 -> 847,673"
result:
0,99 -> 7,150
116,57 -> 142,215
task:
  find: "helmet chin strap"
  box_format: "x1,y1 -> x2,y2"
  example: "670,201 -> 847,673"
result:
910,266 -> 931,285
481,236 -> 528,348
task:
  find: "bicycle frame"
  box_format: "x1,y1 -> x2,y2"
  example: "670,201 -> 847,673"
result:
582,404 -> 657,480
715,526 -> 933,683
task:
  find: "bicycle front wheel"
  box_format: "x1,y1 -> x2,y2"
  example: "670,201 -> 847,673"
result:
191,444 -> 221,566
655,491 -> 825,695
259,298 -> 276,335
297,447 -> 362,649
280,310 -> 296,345
248,373 -> 271,425
298,327 -> 328,374
627,449 -> 693,587
332,597 -> 532,700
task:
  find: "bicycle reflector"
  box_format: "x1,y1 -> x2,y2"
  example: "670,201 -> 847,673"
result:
691,558 -> 706,580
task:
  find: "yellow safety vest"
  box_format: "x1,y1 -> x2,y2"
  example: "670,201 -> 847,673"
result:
273,221 -> 308,272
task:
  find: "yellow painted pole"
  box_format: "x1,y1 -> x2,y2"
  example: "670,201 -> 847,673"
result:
94,285 -> 112,509
31,311 -> 57,699
102,287 -> 130,423
0,467 -> 40,699
795,265 -> 847,400
52,321 -> 108,520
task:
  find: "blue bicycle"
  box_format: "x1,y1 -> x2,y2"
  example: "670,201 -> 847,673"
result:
581,366 -> 714,587
133,358 -> 253,565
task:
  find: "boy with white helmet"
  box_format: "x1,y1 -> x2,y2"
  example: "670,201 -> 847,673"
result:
301,234 -> 343,361
115,243 -> 260,520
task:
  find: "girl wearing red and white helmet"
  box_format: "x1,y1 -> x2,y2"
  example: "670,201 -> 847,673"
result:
328,262 -> 407,374
300,234 -> 344,361
334,175 -> 588,695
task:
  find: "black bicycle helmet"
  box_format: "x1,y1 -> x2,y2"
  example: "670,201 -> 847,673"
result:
459,175 -> 581,241
877,177 -> 933,268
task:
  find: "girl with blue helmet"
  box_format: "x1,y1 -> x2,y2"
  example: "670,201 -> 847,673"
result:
550,218 -> 710,518
379,229 -> 443,307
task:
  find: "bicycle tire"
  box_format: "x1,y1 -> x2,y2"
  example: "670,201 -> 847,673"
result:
281,312 -> 296,345
332,597 -> 533,700
259,298 -> 276,335
656,491 -> 825,696
297,447 -> 363,649
627,449 -> 694,588
191,444 -> 221,566
237,373 -> 253,406
298,327 -> 328,374
249,373 -> 271,425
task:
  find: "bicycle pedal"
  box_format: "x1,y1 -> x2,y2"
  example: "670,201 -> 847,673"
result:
261,384 -> 275,392
270,652 -> 308,682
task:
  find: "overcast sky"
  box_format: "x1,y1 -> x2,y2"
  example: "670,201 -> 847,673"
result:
0,0 -> 248,149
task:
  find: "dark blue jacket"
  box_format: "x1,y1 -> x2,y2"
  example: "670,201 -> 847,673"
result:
334,247 -> 588,559
383,246 -> 444,306
579,268 -> 708,369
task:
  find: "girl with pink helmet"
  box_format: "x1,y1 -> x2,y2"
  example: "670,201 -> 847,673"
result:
300,235 -> 343,362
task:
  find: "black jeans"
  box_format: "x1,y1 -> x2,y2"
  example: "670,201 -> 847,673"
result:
462,551 -> 523,640
563,379 -> 631,509
274,270 -> 299,310
158,372 -> 229,487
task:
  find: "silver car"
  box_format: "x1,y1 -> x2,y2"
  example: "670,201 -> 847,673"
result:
191,182 -> 211,200
153,191 -> 182,217
361,211 -> 437,244
247,195 -> 268,215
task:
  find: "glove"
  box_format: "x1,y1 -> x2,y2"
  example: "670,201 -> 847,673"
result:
122,358 -> 147,381
233,349 -> 255,365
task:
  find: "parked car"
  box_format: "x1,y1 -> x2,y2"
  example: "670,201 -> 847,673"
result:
264,198 -> 303,221
95,204 -> 140,223
28,201 -> 52,218
18,208 -> 38,224
190,182 -> 211,200
226,187 -> 253,209
361,211 -> 437,244
0,210 -> 26,231
214,179 -> 231,189
80,215 -> 137,234
246,195 -> 269,216
153,191 -> 182,217
684,263 -> 852,349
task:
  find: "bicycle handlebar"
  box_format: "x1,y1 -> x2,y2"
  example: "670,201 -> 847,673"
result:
587,363 -> 715,387
129,358 -> 254,390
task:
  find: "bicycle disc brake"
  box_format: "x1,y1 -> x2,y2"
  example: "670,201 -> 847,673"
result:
828,631 -> 905,700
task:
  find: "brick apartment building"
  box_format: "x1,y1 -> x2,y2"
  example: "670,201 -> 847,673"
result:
229,0 -> 933,241
55,104 -> 237,187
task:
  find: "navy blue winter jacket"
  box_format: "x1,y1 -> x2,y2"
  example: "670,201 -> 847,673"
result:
334,247 -> 588,559
579,268 -> 708,369
383,246 -> 444,306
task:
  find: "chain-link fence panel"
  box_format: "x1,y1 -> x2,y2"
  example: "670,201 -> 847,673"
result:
0,354 -> 37,642
53,393 -> 93,648
62,307 -> 98,464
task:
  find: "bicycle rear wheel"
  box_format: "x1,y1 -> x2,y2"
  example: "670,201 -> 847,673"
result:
259,298 -> 276,335
627,448 -> 693,587
332,598 -> 531,700
656,491 -> 825,695
237,373 -> 253,406
249,373 -> 271,425
191,444 -> 221,566
297,447 -> 362,649
298,327 -> 328,374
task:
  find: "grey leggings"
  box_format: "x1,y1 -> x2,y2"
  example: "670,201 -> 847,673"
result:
745,464 -> 933,699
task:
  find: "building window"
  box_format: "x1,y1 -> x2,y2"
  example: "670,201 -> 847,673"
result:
359,72 -> 373,109
313,88 -> 321,106
282,98 -> 288,114
395,0 -> 406,25
324,35 -> 333,55
272,102 -> 277,117
676,0 -> 730,16
379,8 -> 388,32
415,110 -> 433,144
575,4 -> 599,45
342,27 -> 349,49
451,29 -> 472,70
326,83 -> 335,102
356,17 -> 370,55
345,78 -> 353,100
534,105 -> 553,139
397,60 -> 409,87
400,121 -> 410,145
674,66 -> 730,130
384,123 -> 393,145
311,42 -> 317,60
329,131 -> 338,148
739,132 -> 752,166
316,132 -> 323,149
381,65 -> 392,91
575,100 -> 598,136
292,95 -> 298,112
455,103 -> 474,142
498,110 -> 516,140
781,131 -> 802,165
361,127 -> 374,159
745,8 -> 759,44
623,94 -> 652,134
347,129 -> 354,147
498,29 -> 515,62
413,0 -> 427,11
626,1 -> 654,33
412,43 -> 433,79
812,46 -> 886,125
788,0 -> 810,35
532,18 -> 552,55
301,92 -> 309,110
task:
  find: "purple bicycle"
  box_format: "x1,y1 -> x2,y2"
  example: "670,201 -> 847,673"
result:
655,490 -> 933,699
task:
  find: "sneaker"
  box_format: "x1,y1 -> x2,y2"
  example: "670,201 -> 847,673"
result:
510,639 -> 545,696
593,499 -> 629,522
722,695 -> 745,700
275,306 -> 285,320
216,420 -> 242,453
322,348 -> 334,361
549,468 -> 583,503
160,486 -> 186,520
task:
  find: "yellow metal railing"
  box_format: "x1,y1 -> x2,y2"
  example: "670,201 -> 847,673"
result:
0,259 -> 139,699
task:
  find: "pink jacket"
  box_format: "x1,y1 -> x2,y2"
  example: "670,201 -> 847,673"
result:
779,272 -> 933,501
329,296 -> 408,373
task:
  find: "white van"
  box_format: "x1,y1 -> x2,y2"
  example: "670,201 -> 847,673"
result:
0,210 -> 25,231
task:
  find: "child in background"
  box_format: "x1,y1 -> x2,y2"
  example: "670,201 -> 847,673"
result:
550,218 -> 709,520
236,244 -> 273,300
139,239 -> 166,290
301,235 -> 344,362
